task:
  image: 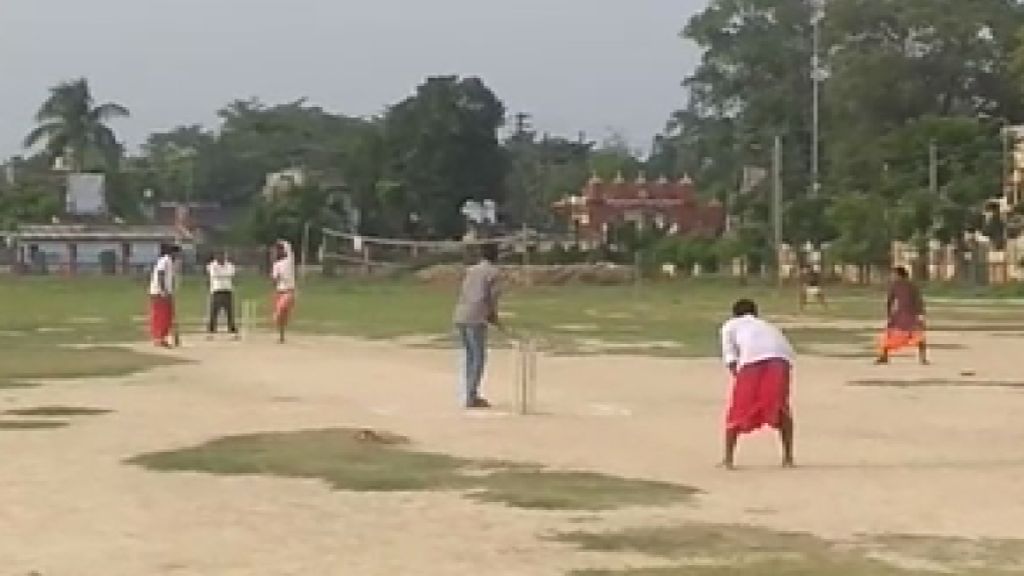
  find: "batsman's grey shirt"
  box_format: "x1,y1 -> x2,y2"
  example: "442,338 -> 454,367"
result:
453,261 -> 500,325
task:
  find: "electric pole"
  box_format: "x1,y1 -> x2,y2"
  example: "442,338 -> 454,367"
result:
513,112 -> 533,138
810,0 -> 826,199
929,140 -> 938,196
773,136 -> 784,285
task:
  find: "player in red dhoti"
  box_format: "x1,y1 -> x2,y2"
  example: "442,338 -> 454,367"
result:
148,243 -> 181,347
719,299 -> 796,470
876,266 -> 927,365
271,239 -> 296,344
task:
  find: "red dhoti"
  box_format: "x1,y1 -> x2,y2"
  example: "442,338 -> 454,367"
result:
149,296 -> 174,343
273,290 -> 295,326
726,358 -> 791,434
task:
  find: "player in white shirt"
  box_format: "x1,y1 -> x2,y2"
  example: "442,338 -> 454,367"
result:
206,251 -> 238,337
719,299 -> 796,470
148,243 -> 181,347
271,239 -> 296,343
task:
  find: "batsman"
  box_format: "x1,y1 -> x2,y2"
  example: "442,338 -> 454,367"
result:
452,243 -> 501,409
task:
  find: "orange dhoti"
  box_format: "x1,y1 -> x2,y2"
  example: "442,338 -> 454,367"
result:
878,327 -> 925,355
149,296 -> 174,343
726,358 -> 792,434
273,290 -> 295,326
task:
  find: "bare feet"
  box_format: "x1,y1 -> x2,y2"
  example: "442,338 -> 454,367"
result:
782,458 -> 796,468
717,461 -> 736,471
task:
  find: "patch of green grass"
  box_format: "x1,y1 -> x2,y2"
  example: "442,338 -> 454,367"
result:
128,428 -> 698,511
558,525 -> 1021,576
469,470 -> 697,511
571,561 -> 939,576
849,379 -> 1024,389
0,420 -> 69,430
0,346 -> 182,388
869,534 -> 1024,573
0,381 -> 40,390
0,275 -> 1020,360
129,429 -> 467,492
6,406 -> 112,417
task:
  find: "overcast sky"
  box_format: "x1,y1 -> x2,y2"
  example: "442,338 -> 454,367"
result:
0,0 -> 705,158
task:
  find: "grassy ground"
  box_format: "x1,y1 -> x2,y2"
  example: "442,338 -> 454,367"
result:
1,273 -> 1021,385
128,428 -> 698,511
127,426 -> 1024,574
4,275 -> 1024,574
557,524 -> 1024,575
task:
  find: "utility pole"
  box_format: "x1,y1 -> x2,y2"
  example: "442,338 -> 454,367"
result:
301,221 -> 311,279
810,0 -> 826,199
513,112 -> 532,137
773,136 -> 784,286
511,112 -> 534,229
929,139 -> 939,196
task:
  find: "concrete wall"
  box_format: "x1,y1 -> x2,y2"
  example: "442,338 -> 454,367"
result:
20,240 -> 165,274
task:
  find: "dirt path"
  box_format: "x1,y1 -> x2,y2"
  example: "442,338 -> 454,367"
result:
1,331 -> 1023,575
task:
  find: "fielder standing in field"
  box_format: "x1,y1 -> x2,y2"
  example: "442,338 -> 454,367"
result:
271,239 -> 296,344
206,250 -> 238,338
877,266 -> 928,365
799,266 -> 828,311
719,299 -> 796,470
453,243 -> 501,409
148,243 -> 181,348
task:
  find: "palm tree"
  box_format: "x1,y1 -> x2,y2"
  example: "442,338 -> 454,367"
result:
24,78 -> 130,172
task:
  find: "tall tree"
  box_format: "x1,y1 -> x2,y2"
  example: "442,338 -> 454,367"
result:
504,132 -> 593,230
23,78 -> 129,172
665,0 -> 1024,274
380,76 -> 506,238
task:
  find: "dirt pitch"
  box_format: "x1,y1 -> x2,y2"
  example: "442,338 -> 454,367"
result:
1,330 -> 1024,575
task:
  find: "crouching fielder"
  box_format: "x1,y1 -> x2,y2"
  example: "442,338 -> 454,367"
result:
271,239 -> 296,343
719,299 -> 796,470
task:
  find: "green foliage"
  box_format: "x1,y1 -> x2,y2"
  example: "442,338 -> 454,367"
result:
23,78 -> 129,172
245,183 -> 346,251
827,192 -> 892,271
0,176 -> 61,229
647,235 -> 718,272
504,133 -> 593,229
129,428 -> 697,510
379,76 -> 506,238
655,0 -> 1024,278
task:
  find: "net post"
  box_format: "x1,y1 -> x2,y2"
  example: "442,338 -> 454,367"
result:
241,299 -> 255,340
526,337 -> 537,414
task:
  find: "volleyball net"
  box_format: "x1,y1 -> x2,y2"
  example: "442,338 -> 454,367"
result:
320,228 -> 536,274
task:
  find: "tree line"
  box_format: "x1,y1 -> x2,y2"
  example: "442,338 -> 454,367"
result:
651,0 -> 1024,278
0,76 -> 640,249
4,0 -> 1024,278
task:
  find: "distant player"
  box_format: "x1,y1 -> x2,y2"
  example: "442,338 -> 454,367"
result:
206,250 -> 238,338
719,299 -> 796,470
271,239 -> 296,344
453,243 -> 501,409
877,266 -> 927,365
149,243 -> 181,348
799,266 -> 827,311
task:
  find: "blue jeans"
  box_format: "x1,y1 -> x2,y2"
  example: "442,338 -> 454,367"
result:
456,324 -> 488,405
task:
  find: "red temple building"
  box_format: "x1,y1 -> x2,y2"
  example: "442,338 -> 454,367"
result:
553,173 -> 725,241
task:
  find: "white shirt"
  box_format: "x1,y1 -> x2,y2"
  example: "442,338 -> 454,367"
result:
207,261 -> 236,293
149,255 -> 175,296
720,315 -> 794,369
272,257 -> 296,292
